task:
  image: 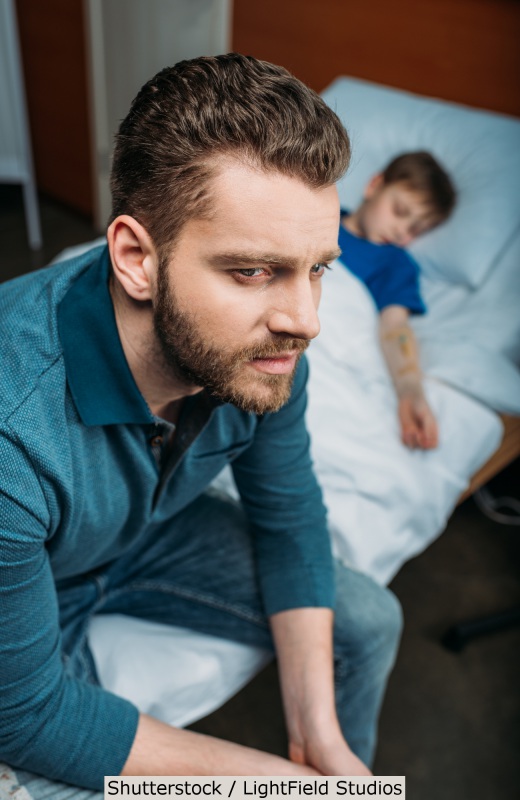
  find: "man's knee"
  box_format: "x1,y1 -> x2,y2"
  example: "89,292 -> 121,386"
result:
333,560 -> 403,662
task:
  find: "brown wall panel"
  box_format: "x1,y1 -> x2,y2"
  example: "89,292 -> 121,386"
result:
233,0 -> 520,117
15,0 -> 93,215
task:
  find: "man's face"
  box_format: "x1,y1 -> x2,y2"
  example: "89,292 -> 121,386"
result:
153,160 -> 340,414
357,179 -> 440,247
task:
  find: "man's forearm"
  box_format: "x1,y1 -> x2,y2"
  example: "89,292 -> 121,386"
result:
270,608 -> 371,776
121,713 -> 319,776
270,608 -> 336,745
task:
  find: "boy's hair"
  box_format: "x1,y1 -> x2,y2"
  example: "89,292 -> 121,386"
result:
381,151 -> 456,220
110,53 -> 351,258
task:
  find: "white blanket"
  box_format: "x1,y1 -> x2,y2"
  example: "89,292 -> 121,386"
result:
304,262 -> 503,585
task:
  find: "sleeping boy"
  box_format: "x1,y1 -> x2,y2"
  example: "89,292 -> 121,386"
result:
338,151 -> 456,449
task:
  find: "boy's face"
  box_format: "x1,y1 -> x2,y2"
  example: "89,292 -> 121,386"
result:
357,176 -> 441,247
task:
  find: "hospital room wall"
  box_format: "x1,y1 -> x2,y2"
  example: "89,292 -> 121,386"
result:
14,0 -> 93,216
232,0 -> 520,117
13,0 -> 232,226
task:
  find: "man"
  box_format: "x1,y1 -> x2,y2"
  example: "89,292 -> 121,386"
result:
0,54 -> 402,789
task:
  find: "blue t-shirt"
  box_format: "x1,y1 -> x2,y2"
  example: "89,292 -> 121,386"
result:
338,215 -> 426,315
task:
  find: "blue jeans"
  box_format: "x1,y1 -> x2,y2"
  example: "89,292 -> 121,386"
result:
13,490 -> 402,795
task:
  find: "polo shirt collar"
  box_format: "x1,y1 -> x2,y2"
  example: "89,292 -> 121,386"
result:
57,245 -> 154,426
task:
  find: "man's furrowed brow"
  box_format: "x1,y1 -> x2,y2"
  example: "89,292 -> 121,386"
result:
209,253 -> 290,267
209,248 -> 342,267
324,247 -> 342,263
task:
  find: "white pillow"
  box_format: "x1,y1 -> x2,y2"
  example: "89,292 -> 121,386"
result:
322,77 -> 520,289
418,340 -> 520,415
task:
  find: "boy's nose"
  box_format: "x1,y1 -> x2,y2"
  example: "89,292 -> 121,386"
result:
394,224 -> 413,246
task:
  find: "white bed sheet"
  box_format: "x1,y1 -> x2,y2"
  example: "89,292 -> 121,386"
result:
88,615 -> 271,728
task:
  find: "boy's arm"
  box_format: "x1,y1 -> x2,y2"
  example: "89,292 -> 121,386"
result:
379,305 -> 438,450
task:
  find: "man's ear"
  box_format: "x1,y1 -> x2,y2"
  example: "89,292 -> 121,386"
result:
107,215 -> 157,301
364,173 -> 384,199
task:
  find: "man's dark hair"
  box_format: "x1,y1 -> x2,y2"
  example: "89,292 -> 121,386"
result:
110,53 -> 351,257
382,151 -> 456,221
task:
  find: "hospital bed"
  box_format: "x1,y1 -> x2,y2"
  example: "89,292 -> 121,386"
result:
80,76 -> 520,727
1,79 -> 512,759
303,75 -> 520,584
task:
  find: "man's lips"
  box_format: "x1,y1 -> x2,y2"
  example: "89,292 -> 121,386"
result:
248,351 -> 299,375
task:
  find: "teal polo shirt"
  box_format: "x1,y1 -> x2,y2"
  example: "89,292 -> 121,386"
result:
0,245 -> 333,789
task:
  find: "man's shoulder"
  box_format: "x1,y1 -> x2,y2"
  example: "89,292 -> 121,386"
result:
0,246 -> 105,426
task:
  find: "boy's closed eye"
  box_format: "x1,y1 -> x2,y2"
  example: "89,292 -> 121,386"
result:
393,201 -> 410,218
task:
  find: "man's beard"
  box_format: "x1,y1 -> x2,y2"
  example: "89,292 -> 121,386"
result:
153,261 -> 309,414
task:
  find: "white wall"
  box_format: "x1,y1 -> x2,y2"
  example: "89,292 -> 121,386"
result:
0,0 -> 41,247
84,0 -> 232,230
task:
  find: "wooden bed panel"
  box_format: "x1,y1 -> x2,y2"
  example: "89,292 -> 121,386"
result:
459,415 -> 520,503
233,0 -> 520,117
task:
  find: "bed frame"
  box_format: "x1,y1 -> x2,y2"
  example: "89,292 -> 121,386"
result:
233,0 -> 520,495
459,415 -> 520,502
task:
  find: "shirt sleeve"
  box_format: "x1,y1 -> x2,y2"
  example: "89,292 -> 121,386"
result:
231,356 -> 335,616
369,248 -> 427,315
0,431 -> 139,790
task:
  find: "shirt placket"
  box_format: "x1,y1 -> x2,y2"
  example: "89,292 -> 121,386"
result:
150,392 -> 220,510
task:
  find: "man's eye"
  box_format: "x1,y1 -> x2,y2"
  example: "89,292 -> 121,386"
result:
237,268 -> 266,278
394,204 -> 408,217
310,263 -> 329,277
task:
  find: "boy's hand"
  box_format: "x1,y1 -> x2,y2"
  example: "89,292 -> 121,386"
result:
398,391 -> 438,449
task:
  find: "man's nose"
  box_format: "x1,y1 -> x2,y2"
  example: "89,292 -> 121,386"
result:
267,279 -> 321,341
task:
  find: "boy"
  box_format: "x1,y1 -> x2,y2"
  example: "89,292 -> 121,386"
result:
339,151 -> 456,449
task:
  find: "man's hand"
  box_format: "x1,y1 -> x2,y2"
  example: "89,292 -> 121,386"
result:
289,728 -> 371,777
398,389 -> 439,449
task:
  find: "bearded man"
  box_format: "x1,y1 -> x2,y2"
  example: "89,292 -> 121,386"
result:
0,54 -> 402,791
